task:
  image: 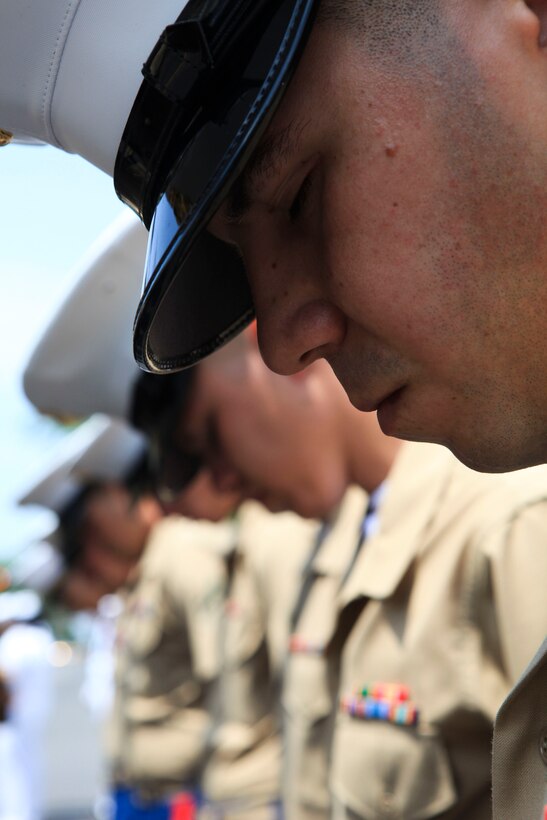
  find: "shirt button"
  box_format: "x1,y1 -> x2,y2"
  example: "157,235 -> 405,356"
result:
539,729 -> 547,766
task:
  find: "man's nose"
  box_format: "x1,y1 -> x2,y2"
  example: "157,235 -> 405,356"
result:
249,258 -> 346,376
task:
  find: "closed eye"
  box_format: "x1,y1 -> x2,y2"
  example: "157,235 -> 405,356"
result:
289,172 -> 313,222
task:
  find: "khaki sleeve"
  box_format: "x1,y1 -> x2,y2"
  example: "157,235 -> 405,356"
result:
486,501 -> 547,683
167,547 -> 227,683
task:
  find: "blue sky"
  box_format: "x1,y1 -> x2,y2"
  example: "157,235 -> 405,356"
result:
0,145 -> 127,559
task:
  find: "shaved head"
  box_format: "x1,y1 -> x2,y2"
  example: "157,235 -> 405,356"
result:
318,0 -> 441,56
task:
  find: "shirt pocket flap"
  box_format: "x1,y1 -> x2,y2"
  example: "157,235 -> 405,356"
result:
125,693 -> 173,723
331,719 -> 457,820
223,601 -> 264,667
125,680 -> 202,724
283,652 -> 332,721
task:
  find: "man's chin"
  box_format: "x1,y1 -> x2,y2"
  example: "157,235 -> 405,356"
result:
376,391 -> 547,473
426,428 -> 547,474
448,439 -> 547,474
380,423 -> 543,474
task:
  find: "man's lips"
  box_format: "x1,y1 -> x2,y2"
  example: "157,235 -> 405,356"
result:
351,385 -> 407,414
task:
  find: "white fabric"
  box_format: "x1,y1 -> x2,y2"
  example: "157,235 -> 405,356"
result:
0,724 -> 30,820
18,415 -> 145,514
79,599 -> 120,718
11,541 -> 64,595
0,592 -> 42,624
361,482 -> 388,542
23,213 -> 147,420
0,624 -> 53,820
17,415 -> 113,512
0,0 -> 188,174
70,417 -> 146,485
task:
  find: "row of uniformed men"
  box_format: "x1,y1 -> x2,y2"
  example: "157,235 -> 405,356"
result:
16,215 -> 547,819
3,3 -> 547,818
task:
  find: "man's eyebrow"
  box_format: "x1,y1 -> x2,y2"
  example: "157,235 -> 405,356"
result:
225,118 -> 310,222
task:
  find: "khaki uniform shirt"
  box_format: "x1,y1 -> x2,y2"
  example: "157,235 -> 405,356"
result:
111,516 -> 234,799
201,502 -> 320,819
282,487 -> 369,820
492,638 -> 547,820
329,443 -> 547,820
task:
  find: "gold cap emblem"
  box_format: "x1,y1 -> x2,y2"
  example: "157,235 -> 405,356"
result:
0,129 -> 13,147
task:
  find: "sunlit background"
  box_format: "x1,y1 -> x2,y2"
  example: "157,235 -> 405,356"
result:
0,144 -> 125,562
0,145 -> 127,819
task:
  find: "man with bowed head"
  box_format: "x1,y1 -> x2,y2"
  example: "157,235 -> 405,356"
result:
1,1 -> 547,817
216,0 -> 547,477
1,0 -> 546,479
168,328 -> 547,819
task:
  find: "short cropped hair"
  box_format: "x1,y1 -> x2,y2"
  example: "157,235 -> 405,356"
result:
317,0 -> 442,60
318,0 -> 437,29
59,483 -> 102,567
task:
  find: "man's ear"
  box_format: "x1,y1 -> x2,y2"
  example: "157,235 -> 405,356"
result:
524,0 -> 547,46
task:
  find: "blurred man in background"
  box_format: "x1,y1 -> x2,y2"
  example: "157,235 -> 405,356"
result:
21,210 -> 547,818
172,330 -> 547,819
19,414 -> 239,820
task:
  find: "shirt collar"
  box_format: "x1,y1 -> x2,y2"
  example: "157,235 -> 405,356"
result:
339,442 -> 455,604
311,485 -> 369,578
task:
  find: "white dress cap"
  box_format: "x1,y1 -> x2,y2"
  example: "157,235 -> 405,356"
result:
17,414 -> 114,514
0,0 -> 188,174
18,415 -> 146,515
69,416 -> 146,485
23,212 -> 148,421
0,591 -> 43,623
10,540 -> 65,595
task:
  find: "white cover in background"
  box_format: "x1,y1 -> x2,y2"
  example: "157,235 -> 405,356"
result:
0,623 -> 53,820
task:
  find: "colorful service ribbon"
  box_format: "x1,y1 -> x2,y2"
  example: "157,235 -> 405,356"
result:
340,682 -> 419,727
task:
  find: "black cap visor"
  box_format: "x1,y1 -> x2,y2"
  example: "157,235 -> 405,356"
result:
132,0 -> 318,373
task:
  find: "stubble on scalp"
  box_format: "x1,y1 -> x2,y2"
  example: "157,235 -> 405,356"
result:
317,0 -> 442,62
317,0 -> 547,287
